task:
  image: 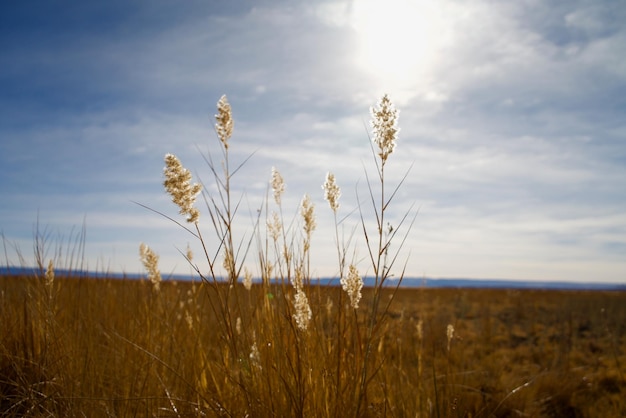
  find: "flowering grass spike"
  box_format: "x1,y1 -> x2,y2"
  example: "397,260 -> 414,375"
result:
215,95 -> 233,148
242,267 -> 253,290
300,194 -> 316,253
267,211 -> 281,242
341,264 -> 363,309
371,94 -> 399,164
163,154 -> 202,223
45,259 -> 55,288
139,243 -> 162,291
293,287 -> 312,331
322,172 -> 341,212
301,194 -> 316,238
271,167 -> 285,205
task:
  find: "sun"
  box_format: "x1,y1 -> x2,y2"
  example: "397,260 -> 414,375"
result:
349,0 -> 448,91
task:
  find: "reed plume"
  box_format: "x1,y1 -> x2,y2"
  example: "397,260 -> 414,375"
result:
271,167 -> 285,205
293,286 -> 312,331
163,154 -> 202,223
44,259 -> 55,288
215,94 -> 233,149
370,93 -> 399,164
341,264 -> 363,309
242,267 -> 253,290
267,211 -> 281,242
300,194 -> 316,252
139,243 -> 162,290
322,172 -> 341,213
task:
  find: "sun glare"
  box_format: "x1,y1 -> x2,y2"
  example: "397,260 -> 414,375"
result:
350,0 -> 447,90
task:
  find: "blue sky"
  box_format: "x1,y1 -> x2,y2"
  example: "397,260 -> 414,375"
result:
1,0 -> 625,283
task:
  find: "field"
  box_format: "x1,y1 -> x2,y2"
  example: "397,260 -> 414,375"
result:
1,274 -> 624,417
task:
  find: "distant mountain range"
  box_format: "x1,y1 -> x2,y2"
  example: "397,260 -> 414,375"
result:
1,266 -> 624,291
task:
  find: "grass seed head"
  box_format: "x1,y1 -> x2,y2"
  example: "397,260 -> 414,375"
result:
322,172 -> 341,212
300,194 -> 316,241
293,287 -> 312,331
370,94 -> 399,164
242,267 -> 253,290
271,167 -> 285,205
267,211 -> 282,242
163,153 -> 202,223
45,259 -> 55,288
223,249 -> 235,279
139,243 -> 162,291
215,94 -> 233,148
341,264 -> 363,309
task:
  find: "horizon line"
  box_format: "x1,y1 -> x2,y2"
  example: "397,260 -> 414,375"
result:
1,266 -> 624,291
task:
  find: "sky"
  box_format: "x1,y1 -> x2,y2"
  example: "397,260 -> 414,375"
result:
1,0 -> 625,283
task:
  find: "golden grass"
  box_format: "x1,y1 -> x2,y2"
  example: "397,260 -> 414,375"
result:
1,276 -> 624,416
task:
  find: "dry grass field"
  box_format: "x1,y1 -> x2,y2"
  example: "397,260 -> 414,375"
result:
1,275 -> 624,417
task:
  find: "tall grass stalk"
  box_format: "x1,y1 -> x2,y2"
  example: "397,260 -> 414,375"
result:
354,94 -> 417,415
